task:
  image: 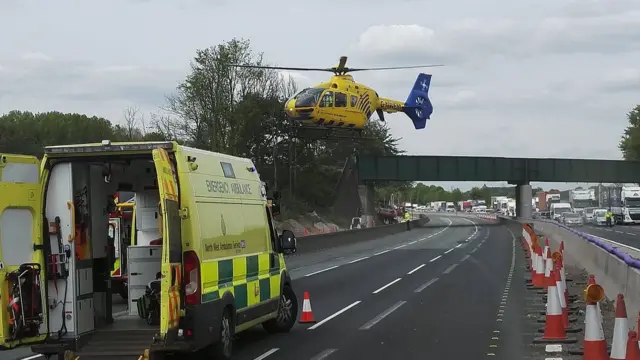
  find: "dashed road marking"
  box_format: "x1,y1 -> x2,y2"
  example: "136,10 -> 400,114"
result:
308,301 -> 361,330
359,301 -> 406,330
254,348 -> 279,359
455,243 -> 463,248
348,257 -> 368,264
461,254 -> 470,262
374,249 -> 391,256
430,255 -> 442,262
443,263 -> 458,274
305,265 -> 339,277
444,248 -> 454,254
627,232 -> 635,236
372,278 -> 402,294
415,278 -> 438,292
545,344 -> 562,352
486,229 -> 515,355
407,264 -> 425,275
309,349 -> 339,360
394,244 -> 407,249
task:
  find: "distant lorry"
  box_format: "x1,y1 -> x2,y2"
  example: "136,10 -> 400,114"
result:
570,189 -> 597,211
601,185 -> 640,224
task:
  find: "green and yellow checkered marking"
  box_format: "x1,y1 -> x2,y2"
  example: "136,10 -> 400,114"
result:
201,253 -> 282,309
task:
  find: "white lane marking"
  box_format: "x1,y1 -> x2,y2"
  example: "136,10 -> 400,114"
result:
544,358 -> 563,360
470,248 -> 477,253
430,255 -> 442,262
461,217 -> 479,241
455,244 -> 463,248
20,356 -> 43,360
348,257 -> 368,264
461,254 -> 470,261
372,278 -> 402,294
627,232 -> 635,236
374,249 -> 391,256
415,278 -> 438,292
305,265 -> 339,277
424,218 -> 453,239
408,240 -> 417,245
308,301 -> 361,330
444,248 -> 454,254
310,349 -> 339,360
359,301 -> 406,330
443,264 -> 458,274
546,344 -> 562,352
254,348 -> 279,360
615,230 -> 624,234
394,244 -> 407,249
407,264 -> 425,275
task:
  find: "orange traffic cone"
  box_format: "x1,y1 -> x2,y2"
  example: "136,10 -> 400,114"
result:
534,267 -> 576,344
611,294 -> 629,360
533,245 -> 545,287
583,284 -> 608,360
299,292 -> 316,323
627,331 -> 640,360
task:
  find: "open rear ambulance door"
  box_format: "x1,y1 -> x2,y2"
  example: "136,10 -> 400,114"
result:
0,154 -> 48,349
151,148 -> 182,343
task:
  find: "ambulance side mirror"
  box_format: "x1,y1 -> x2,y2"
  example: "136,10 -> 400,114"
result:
278,230 -> 297,255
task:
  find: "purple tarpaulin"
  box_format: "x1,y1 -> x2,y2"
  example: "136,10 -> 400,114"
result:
544,220 -> 640,269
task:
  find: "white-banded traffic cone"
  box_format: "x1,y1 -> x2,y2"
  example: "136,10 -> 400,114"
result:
299,291 -> 316,323
534,245 -> 545,287
627,330 -> 640,360
534,267 -> 575,343
610,294 -> 629,360
583,284 -> 608,360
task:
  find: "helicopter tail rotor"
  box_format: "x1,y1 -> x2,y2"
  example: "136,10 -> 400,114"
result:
402,73 -> 434,129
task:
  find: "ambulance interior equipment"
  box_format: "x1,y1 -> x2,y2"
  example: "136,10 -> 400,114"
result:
2,154 -> 166,352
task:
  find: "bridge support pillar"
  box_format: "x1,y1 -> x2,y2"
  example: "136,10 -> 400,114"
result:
358,183 -> 376,227
516,183 -> 532,219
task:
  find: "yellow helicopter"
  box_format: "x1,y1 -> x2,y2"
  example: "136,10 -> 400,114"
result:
232,56 -> 443,132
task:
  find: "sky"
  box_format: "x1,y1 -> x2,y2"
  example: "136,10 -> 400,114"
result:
1,0 -> 639,191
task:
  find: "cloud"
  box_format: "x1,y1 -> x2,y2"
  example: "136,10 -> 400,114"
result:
354,10 -> 640,65
0,53 -> 184,120
600,68 -> 640,93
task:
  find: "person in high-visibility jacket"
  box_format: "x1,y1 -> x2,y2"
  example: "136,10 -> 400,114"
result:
403,209 -> 411,230
605,210 -> 613,227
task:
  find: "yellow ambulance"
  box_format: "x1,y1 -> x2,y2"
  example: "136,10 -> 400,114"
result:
0,141 -> 298,359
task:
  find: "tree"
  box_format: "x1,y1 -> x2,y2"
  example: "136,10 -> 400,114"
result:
620,104 -> 640,160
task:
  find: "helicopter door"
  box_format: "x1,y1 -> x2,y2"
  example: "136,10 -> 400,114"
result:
319,91 -> 334,108
334,92 -> 347,107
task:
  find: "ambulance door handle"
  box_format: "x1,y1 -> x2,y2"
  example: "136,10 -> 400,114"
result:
67,202 -> 76,242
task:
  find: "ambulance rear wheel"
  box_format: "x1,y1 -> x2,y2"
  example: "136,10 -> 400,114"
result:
263,285 -> 297,333
210,308 -> 233,359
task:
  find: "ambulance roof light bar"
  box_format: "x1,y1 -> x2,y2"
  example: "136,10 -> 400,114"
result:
44,141 -> 174,154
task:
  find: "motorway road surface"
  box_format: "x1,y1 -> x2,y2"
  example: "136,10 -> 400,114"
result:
3,215 -> 523,360
234,215 -> 523,359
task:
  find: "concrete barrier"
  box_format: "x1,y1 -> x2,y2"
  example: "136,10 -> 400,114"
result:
504,217 -> 640,321
295,217 -> 430,254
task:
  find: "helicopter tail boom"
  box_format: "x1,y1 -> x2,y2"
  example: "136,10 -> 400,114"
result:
402,73 -> 434,129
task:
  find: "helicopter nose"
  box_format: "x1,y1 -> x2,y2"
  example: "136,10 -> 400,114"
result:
285,99 -> 296,115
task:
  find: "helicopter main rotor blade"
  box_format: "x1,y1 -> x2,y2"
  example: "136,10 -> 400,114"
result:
347,64 -> 445,72
230,64 -> 334,72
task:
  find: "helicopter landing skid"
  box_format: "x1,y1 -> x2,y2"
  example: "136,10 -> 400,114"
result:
288,126 -> 377,141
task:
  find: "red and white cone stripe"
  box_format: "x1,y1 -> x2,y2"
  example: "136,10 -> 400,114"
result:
610,294 -> 629,360
541,268 -> 568,340
583,302 -> 608,360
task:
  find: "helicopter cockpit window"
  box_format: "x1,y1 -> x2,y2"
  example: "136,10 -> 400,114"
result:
335,92 -> 347,107
294,88 -> 324,108
351,95 -> 358,107
319,91 -> 334,107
